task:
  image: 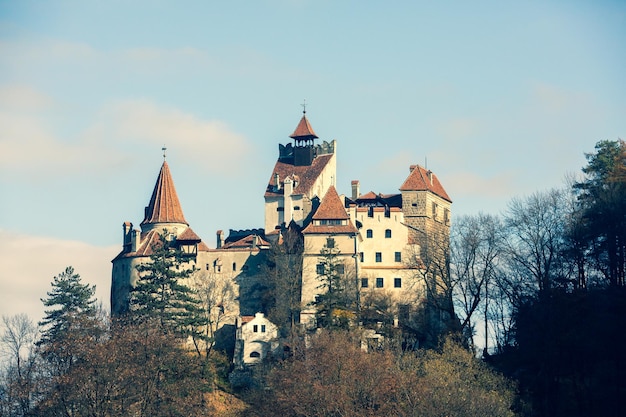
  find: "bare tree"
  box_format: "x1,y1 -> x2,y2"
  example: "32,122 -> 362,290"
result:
451,213 -> 504,351
190,270 -> 236,358
503,188 -> 569,296
0,314 -> 39,417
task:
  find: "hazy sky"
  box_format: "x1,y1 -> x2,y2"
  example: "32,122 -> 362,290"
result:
1,1 -> 624,323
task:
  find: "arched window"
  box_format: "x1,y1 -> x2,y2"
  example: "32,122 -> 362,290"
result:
250,351 -> 261,358
385,229 -> 392,238
366,229 -> 373,238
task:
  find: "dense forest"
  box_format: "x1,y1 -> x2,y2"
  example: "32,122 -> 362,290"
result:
1,139 -> 624,417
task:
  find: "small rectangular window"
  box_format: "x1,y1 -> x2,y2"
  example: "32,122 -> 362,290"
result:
395,252 -> 402,262
361,278 -> 369,288
375,252 -> 382,263
394,278 -> 402,288
317,264 -> 325,275
385,229 -> 392,238
253,325 -> 258,332
261,325 -> 266,333
277,207 -> 284,212
359,252 -> 364,262
366,229 -> 373,239
376,277 -> 384,288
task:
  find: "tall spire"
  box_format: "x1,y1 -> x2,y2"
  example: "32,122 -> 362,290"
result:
290,102 -> 318,141
141,161 -> 188,228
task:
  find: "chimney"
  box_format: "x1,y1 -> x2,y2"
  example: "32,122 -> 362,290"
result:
274,173 -> 280,191
216,230 -> 224,249
252,235 -> 258,249
123,222 -> 133,250
131,229 -> 140,252
427,170 -> 433,186
351,180 -> 360,200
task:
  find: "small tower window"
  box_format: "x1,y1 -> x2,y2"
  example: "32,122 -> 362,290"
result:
232,262 -> 237,271
366,229 -> 373,239
361,278 -> 369,288
385,229 -> 392,238
376,278 -> 384,288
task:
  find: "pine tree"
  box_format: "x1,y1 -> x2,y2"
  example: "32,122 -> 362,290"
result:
38,266 -> 97,349
574,139 -> 626,286
130,232 -> 208,341
314,237 -> 354,329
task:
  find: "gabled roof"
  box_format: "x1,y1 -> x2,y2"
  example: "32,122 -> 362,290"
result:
265,153 -> 334,198
177,227 -> 202,242
141,161 -> 189,226
289,113 -> 318,140
399,165 -> 452,202
303,186 -> 358,234
312,186 -> 349,220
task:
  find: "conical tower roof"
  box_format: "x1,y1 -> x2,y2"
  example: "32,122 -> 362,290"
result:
141,161 -> 188,227
289,113 -> 318,141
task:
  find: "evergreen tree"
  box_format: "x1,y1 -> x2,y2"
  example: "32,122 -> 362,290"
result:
38,266 -> 97,350
314,237 -> 354,329
574,139 -> 626,286
130,232 -> 208,340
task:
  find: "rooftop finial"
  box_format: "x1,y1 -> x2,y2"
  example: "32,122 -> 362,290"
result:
162,146 -> 167,160
301,99 -> 307,114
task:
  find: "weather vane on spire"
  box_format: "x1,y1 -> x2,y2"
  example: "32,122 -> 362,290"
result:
301,99 -> 307,114
162,146 -> 167,160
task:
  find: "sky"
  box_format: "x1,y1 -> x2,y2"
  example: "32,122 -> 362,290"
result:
0,0 -> 624,324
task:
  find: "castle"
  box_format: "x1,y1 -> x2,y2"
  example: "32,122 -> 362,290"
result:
111,109 -> 452,358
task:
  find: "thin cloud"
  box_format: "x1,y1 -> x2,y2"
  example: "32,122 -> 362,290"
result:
0,230 -> 117,323
87,99 -> 254,174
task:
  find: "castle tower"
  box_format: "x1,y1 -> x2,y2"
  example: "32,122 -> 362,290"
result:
300,185 -> 358,327
399,164 -> 452,245
264,109 -> 337,236
111,158 -> 204,315
140,160 -> 189,234
290,110 -> 318,166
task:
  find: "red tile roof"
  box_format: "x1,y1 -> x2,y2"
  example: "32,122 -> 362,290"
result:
289,114 -> 318,140
177,227 -> 202,242
303,186 -> 358,235
265,153 -> 334,198
312,186 -> 349,220
141,161 -> 189,226
399,165 -> 452,202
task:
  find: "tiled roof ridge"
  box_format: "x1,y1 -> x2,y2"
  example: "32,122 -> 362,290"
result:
141,161 -> 189,226
312,186 -> 350,220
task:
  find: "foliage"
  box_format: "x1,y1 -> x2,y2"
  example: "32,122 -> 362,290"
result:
259,223 -> 304,337
574,139 -> 626,286
499,288 -> 626,417
245,330 -> 517,417
38,266 -> 97,350
33,319 -> 214,417
314,237 -> 355,329
131,232 -> 208,340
